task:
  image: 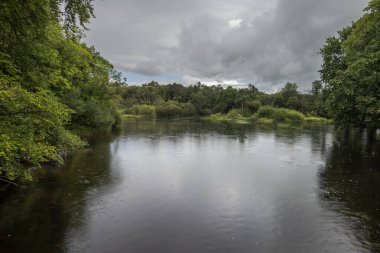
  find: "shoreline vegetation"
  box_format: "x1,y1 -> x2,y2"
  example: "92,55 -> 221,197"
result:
208,108 -> 331,126
120,105 -> 332,128
0,1 -> 122,182
114,82 -> 333,129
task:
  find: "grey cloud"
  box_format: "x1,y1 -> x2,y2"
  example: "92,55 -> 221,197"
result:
86,0 -> 368,90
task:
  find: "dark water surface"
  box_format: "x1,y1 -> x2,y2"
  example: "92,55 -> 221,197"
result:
1,119 -> 380,253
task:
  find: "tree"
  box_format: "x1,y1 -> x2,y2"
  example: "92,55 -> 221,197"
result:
0,85 -> 84,181
0,0 -> 119,181
320,0 -> 380,128
310,80 -> 328,117
311,80 -> 323,96
281,82 -> 299,101
248,83 -> 258,93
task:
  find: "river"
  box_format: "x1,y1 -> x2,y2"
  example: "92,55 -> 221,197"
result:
0,119 -> 379,252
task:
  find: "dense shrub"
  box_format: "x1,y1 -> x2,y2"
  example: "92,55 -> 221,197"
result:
179,103 -> 197,116
155,102 -> 182,117
226,109 -> 242,119
256,106 -> 277,119
126,104 -> 156,118
199,108 -> 212,116
246,100 -> 262,113
155,101 -> 196,117
275,108 -> 305,123
256,106 -> 305,123
257,117 -> 274,125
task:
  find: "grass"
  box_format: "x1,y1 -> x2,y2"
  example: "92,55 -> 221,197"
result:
304,116 -> 332,124
209,112 -> 253,123
256,117 -> 274,125
124,104 -> 156,119
121,114 -> 144,120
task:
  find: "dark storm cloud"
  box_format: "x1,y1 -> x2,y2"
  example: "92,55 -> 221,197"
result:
86,0 -> 368,90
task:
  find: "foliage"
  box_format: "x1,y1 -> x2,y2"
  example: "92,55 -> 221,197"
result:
126,104 -> 156,118
246,100 -> 262,113
226,109 -> 242,120
155,101 -> 196,117
319,0 -> 380,128
304,116 -> 332,124
0,85 -> 84,181
208,106 -> 311,126
117,81 -> 326,119
275,108 -> 305,123
256,106 -> 305,124
256,106 -> 277,119
256,118 -> 275,125
0,0 -> 120,181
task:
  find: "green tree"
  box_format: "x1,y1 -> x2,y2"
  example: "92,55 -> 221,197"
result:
320,0 -> 380,127
0,0 -> 120,181
0,85 -> 84,181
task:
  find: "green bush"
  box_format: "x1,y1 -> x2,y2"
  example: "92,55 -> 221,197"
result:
256,106 -> 305,124
209,113 -> 230,122
275,108 -> 305,123
179,103 -> 197,116
257,106 -> 277,118
226,109 -> 242,119
199,108 -> 212,116
0,87 -> 85,181
155,101 -> 196,117
257,117 -> 274,125
305,116 -> 332,124
155,101 -> 182,117
246,100 -> 262,113
126,104 -> 156,118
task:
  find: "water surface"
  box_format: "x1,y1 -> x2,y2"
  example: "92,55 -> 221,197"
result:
1,119 -> 379,252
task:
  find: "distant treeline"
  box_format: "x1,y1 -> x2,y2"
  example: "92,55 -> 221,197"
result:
112,81 -> 327,119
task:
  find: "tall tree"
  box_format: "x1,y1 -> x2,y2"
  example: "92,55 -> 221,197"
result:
320,0 -> 380,128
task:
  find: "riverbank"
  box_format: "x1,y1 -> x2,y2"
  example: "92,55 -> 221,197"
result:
207,108 -> 331,127
121,106 -> 332,128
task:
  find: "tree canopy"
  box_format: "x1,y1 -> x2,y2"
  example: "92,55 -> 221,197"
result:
0,0 -> 120,182
320,0 -> 380,128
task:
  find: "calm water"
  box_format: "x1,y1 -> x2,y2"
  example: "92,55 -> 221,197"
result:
1,119 -> 380,253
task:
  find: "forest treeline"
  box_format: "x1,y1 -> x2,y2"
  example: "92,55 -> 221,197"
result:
0,0 -> 121,181
0,0 -> 379,182
112,81 -> 327,120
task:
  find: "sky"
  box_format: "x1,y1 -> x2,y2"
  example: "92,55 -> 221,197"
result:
85,0 -> 368,91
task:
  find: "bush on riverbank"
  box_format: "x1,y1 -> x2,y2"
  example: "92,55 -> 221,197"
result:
123,101 -> 197,118
156,101 -> 196,117
121,102 -> 331,128
125,104 -> 156,118
207,106 -> 330,126
256,106 -> 305,124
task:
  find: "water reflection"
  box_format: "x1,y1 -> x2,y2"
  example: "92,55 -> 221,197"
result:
0,131 -> 119,252
319,129 -> 380,252
0,120 -> 379,253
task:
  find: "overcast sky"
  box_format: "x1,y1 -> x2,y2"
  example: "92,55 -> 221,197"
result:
85,0 -> 368,91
